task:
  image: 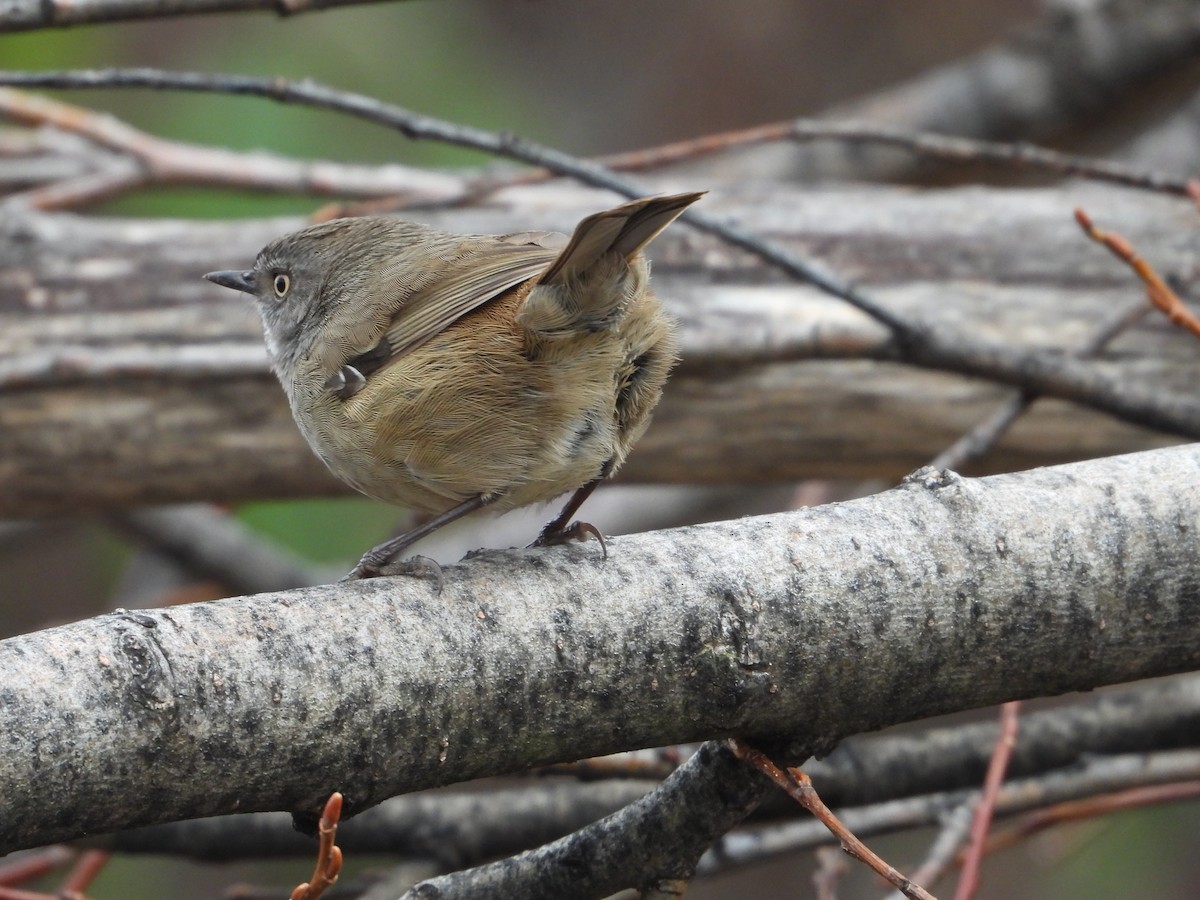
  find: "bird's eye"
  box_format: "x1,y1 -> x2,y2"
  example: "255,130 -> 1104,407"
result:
272,273 -> 291,298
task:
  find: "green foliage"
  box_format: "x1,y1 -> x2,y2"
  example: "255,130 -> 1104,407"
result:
1038,803 -> 1200,899
236,497 -> 404,563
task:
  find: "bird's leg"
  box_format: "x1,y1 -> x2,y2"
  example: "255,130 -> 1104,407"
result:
346,494 -> 492,581
530,478 -> 607,559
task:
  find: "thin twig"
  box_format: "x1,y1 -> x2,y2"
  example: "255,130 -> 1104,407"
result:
1075,207 -> 1200,341
699,750 -> 1200,879
984,780 -> 1200,857
0,848 -> 75,887
595,119 -> 1195,196
58,850 -> 109,895
893,803 -> 975,899
0,87 -> 464,209
953,702 -> 1020,900
728,739 -> 937,900
290,793 -> 344,900
928,298 -> 1151,471
0,0 -> 408,33
409,117 -> 1199,216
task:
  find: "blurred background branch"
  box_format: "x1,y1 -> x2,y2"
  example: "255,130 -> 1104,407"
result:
1,181 -> 1195,518
0,0 -> 415,32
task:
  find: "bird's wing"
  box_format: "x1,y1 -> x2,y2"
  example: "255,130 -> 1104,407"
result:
379,234 -> 563,359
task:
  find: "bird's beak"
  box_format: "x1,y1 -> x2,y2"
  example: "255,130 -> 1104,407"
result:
204,270 -> 257,295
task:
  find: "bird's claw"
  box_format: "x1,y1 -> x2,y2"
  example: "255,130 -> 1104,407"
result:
343,554 -> 444,592
530,521 -> 608,560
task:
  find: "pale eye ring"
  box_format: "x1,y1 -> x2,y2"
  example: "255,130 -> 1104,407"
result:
272,273 -> 291,298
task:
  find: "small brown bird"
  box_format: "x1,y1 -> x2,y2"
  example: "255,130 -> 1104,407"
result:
206,192 -> 702,578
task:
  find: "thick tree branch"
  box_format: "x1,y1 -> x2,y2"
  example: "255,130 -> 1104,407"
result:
402,741 -> 775,900
95,673 -> 1200,866
102,780 -> 660,863
2,445 -> 1197,855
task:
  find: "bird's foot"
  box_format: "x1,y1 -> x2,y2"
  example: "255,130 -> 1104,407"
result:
343,553 -> 444,591
529,520 -> 608,560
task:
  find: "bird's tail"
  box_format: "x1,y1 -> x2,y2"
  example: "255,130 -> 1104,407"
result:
538,191 -> 705,286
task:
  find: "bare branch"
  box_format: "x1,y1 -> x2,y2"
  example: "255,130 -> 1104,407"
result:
401,742 -> 775,900
110,504 -> 330,594
930,298 -> 1152,472
2,445 -> 1197,856
590,120 -> 1195,196
102,780 -> 660,863
0,88 -> 464,209
95,673 -> 1200,865
0,0 -> 410,33
700,750 -> 1200,877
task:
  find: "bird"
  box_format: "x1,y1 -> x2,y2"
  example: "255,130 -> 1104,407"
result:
205,191 -> 703,579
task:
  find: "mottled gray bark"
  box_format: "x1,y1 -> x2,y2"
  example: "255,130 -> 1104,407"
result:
1,444 -> 1197,854
104,780 -> 660,866
98,674 -> 1200,863
1,182 -> 1195,517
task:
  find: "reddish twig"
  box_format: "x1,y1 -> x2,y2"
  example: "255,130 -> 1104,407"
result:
728,739 -> 937,900
594,120 -> 1193,195
0,888 -> 59,900
953,701 -> 1020,900
1187,179 -> 1200,212
58,850 -> 109,895
1075,208 -> 1200,341
290,792 -> 345,900
0,848 -> 75,887
984,780 -> 1200,857
0,88 -> 462,210
0,846 -> 101,900
327,118 -> 1197,220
